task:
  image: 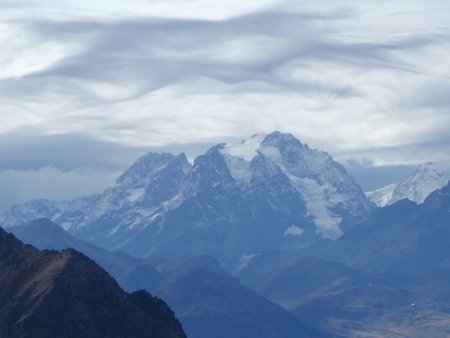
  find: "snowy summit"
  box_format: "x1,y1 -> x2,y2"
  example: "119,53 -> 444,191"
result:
367,162 -> 449,207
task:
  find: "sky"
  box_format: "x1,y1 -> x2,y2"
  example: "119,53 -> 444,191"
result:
1,0 -> 450,209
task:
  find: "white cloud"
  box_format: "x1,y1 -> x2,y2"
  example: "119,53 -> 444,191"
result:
0,0 -> 449,169
0,0 -> 286,21
0,24 -> 79,79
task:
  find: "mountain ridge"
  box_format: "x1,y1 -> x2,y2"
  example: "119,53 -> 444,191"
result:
1,131 -> 373,270
316,181 -> 450,273
0,226 -> 186,338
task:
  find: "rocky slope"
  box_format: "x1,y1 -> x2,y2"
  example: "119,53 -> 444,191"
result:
7,218 -> 166,292
0,227 -> 186,338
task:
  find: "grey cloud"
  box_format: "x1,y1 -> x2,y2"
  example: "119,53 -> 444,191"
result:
0,132 -> 146,171
0,131 -> 214,171
343,158 -> 450,191
0,131 -> 216,210
339,136 -> 450,190
0,0 -> 449,204
18,8 -> 444,112
20,9 -> 416,98
335,138 -> 450,171
0,167 -> 117,212
2,5 -> 444,108
343,162 -> 417,191
405,81 -> 450,109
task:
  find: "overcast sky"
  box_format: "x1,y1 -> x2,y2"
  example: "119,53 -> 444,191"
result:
1,0 -> 450,209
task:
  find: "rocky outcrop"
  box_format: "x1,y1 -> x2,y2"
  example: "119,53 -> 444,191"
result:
0,227 -> 186,338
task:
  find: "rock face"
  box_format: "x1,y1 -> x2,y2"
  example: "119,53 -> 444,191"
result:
367,162 -> 449,207
0,227 -> 186,338
1,132 -> 373,270
7,218 -> 166,292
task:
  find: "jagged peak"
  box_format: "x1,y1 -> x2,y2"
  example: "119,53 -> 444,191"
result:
219,135 -> 265,162
413,161 -> 444,176
367,162 -> 449,207
174,152 -> 189,163
262,131 -> 304,147
217,131 -> 307,163
402,162 -> 447,183
193,144 -> 226,165
116,152 -> 180,185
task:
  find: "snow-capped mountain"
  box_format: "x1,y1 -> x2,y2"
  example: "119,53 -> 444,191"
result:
1,132 -> 373,270
367,162 -> 449,207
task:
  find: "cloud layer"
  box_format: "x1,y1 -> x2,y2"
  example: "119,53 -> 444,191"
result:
1,0 -> 450,205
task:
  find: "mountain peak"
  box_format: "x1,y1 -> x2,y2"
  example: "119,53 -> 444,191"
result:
218,131 -> 307,163
367,162 -> 449,207
212,132 -> 371,241
220,133 -> 266,161
262,131 -> 305,149
116,152 -> 177,185
415,161 -> 442,175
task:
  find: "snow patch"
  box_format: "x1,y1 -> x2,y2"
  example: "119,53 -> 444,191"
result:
238,253 -> 261,271
220,153 -> 252,183
366,184 -> 396,207
127,188 -> 145,202
284,225 -> 304,236
219,134 -> 266,183
289,176 -> 343,240
251,142 -> 346,240
106,225 -> 121,237
60,221 -> 72,231
162,193 -> 185,210
259,145 -> 283,161
221,133 -> 266,161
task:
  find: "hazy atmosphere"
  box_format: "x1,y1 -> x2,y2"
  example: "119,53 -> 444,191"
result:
2,0 -> 450,209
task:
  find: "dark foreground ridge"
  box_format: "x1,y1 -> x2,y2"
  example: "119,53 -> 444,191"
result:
0,227 -> 186,338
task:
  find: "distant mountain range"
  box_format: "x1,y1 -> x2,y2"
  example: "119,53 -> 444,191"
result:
366,162 -> 449,207
1,131 -> 373,270
0,226 -> 186,338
